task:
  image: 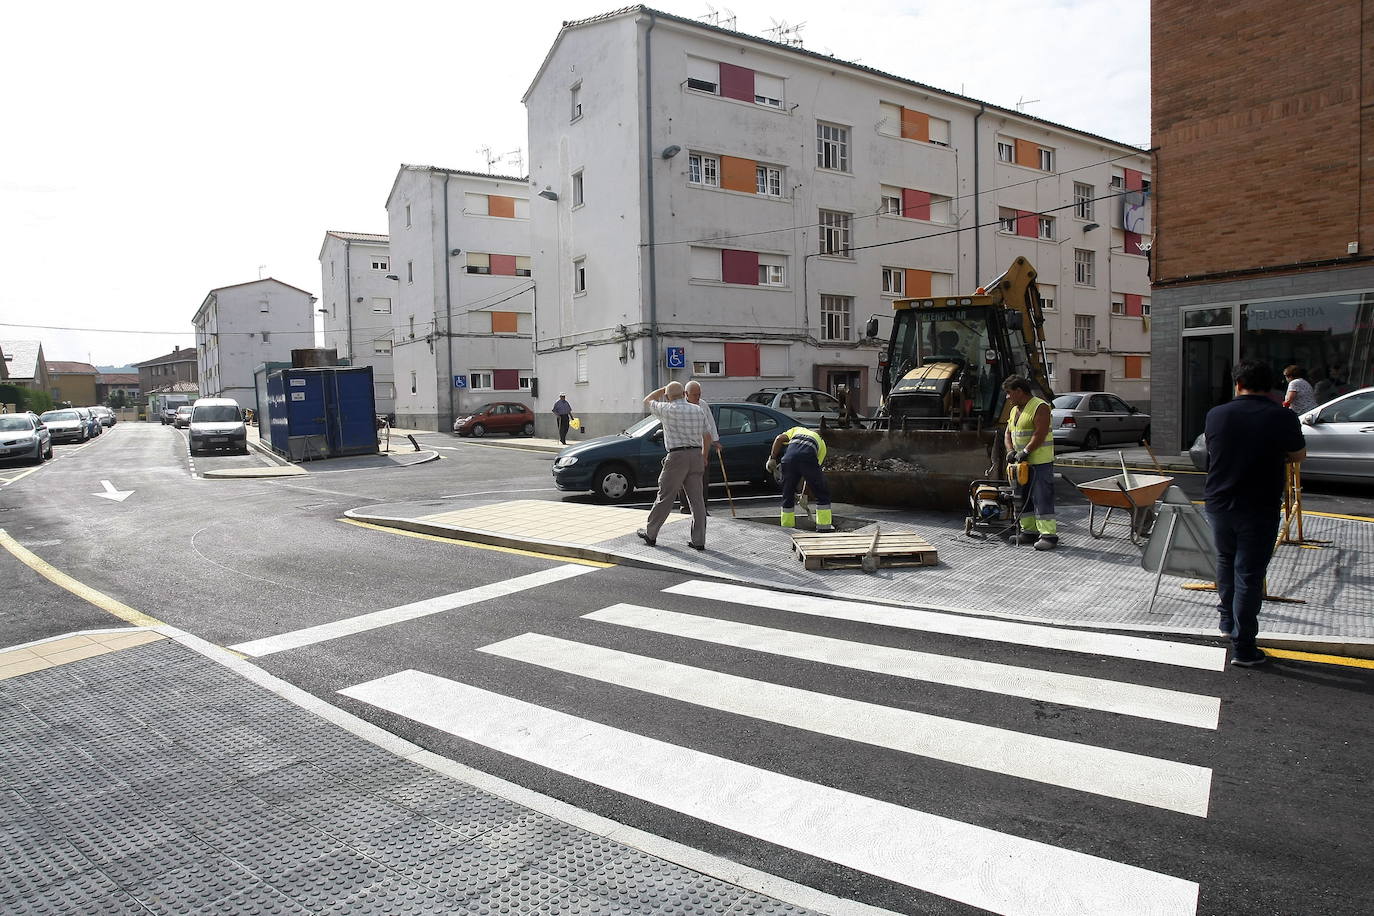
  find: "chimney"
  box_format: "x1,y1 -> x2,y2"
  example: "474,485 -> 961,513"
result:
173,345 -> 180,353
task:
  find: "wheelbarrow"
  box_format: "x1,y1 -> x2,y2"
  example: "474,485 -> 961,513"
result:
1075,472 -> 1175,545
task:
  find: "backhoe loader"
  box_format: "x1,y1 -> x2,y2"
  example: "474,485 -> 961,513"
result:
820,257 -> 1054,510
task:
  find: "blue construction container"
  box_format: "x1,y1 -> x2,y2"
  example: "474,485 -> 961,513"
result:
265,366 -> 377,461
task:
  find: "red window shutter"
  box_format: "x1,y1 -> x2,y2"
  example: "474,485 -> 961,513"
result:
901,188 -> 931,220
1124,356 -> 1142,379
490,254 -> 518,276
1124,294 -> 1143,317
492,369 -> 520,390
1015,210 -> 1037,238
718,63 -> 754,102
900,108 -> 930,142
1123,168 -> 1144,191
905,269 -> 933,297
1124,231 -> 1144,255
724,343 -> 760,377
721,249 -> 759,285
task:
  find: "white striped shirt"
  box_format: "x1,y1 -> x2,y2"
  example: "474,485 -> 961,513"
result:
648,399 -> 707,450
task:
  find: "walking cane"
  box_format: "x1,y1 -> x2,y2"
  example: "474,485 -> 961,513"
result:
716,450 -> 737,518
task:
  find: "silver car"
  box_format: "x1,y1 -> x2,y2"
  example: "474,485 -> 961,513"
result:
1051,392 -> 1151,450
0,413 -> 52,463
745,388 -> 844,428
39,409 -> 89,443
1189,386 -> 1374,483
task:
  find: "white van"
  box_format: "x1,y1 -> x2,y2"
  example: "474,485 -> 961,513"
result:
188,398 -> 248,455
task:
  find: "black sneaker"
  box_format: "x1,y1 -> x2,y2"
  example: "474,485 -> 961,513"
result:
687,542 -> 705,551
1014,532 -> 1039,545
1231,649 -> 1270,668
636,529 -> 657,547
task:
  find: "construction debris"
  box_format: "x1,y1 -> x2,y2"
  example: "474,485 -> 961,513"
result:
825,455 -> 928,474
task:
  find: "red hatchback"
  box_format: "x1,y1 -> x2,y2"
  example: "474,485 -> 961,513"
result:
453,402 -> 535,437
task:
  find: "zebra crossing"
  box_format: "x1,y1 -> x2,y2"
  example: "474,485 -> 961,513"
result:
338,578 -> 1227,916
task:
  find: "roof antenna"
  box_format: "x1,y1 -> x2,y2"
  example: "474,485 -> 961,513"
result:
258,264 -> 267,279
1015,96 -> 1041,113
764,18 -> 805,47
477,145 -> 501,171
698,4 -> 736,28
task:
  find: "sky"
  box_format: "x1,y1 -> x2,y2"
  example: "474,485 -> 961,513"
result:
0,0 -> 1148,368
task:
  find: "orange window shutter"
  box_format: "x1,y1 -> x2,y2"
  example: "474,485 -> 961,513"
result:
1124,356 -> 1142,379
488,195 -> 516,218
905,269 -> 932,297
490,311 -> 518,334
900,108 -> 930,142
1014,138 -> 1038,167
720,156 -> 756,193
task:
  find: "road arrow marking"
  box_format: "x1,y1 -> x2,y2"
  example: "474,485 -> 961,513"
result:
95,480 -> 134,502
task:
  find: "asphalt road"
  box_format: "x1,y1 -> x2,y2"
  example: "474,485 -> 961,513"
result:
3,421 -> 1371,915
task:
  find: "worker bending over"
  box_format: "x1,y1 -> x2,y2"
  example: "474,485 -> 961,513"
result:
766,426 -> 834,532
1002,375 -> 1058,550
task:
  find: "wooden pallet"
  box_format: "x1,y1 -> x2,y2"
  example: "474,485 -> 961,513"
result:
790,531 -> 939,570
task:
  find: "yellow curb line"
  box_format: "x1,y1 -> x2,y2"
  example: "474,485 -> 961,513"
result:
0,463 -> 46,486
339,518 -> 614,568
0,529 -> 167,628
1264,648 -> 1374,670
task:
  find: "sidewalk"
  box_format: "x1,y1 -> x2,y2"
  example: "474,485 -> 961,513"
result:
350,495 -> 1374,658
207,426 -> 442,479
0,630 -> 839,915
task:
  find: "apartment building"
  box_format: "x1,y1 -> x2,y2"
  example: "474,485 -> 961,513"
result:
1152,0 -> 1374,450
384,165 -> 535,431
524,7 -> 1153,432
319,231 -> 397,418
192,279 -> 316,406
135,346 -> 197,395
47,361 -> 99,406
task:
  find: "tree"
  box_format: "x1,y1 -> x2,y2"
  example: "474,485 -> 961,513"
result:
108,390 -> 128,409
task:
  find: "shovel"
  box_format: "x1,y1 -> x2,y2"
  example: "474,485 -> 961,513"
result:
861,525 -> 882,574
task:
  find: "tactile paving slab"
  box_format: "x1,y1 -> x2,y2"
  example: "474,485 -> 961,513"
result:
1,638 -> 823,915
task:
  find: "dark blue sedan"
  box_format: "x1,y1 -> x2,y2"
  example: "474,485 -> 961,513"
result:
551,402 -> 797,502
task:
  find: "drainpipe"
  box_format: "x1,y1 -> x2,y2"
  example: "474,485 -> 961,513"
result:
973,103 -> 986,284
644,10 -> 660,388
443,171 -> 455,430
343,238 -> 353,361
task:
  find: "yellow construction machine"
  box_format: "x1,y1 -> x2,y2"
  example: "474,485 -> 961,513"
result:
821,257 -> 1054,510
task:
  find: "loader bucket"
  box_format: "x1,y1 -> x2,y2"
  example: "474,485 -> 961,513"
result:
820,427 -> 995,512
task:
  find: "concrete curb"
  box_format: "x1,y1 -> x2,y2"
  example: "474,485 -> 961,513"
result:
348,509 -> 1374,661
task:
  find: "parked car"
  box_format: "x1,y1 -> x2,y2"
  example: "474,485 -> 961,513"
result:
173,405 -> 195,429
161,406 -> 178,424
552,402 -> 793,502
745,388 -> 843,428
74,407 -> 101,438
1050,392 -> 1150,450
90,406 -> 116,427
1190,386 -> 1374,483
38,409 -> 89,444
188,398 -> 248,455
453,402 -> 536,438
0,413 -> 52,463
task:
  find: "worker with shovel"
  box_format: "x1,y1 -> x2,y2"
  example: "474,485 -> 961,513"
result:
766,426 -> 834,532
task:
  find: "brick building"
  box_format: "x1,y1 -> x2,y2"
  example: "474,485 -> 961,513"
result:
1151,0 -> 1374,450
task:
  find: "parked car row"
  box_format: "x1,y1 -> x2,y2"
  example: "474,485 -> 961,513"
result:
37,407 -> 107,443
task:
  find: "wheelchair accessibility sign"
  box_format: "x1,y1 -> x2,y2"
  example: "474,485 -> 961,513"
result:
665,346 -> 686,369
453,375 -> 467,389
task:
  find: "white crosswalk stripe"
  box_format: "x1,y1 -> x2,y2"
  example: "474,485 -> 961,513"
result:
585,603 -> 1221,728
341,671 -> 1200,916
478,632 -> 1212,815
664,579 -> 1229,671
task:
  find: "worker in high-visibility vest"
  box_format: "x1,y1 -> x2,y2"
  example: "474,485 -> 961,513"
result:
765,426 -> 834,532
1002,375 -> 1058,549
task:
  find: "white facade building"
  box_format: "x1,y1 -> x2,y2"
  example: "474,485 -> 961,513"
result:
523,7 -> 1153,432
384,165 -> 535,431
318,231 -> 396,418
192,279 -> 316,406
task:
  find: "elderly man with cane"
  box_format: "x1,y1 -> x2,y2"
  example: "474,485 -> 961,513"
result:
636,381 -> 710,550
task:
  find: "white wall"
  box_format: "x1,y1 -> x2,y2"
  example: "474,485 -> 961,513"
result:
195,280 -> 315,403
319,235 -> 396,416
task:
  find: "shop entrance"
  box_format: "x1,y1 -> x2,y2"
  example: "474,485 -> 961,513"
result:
1182,333 -> 1234,448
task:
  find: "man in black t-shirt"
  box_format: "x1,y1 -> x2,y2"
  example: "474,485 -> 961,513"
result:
1204,361 -> 1307,667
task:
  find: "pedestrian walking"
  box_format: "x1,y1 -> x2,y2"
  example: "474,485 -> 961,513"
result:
678,380 -> 720,514
1002,375 -> 1058,550
1205,360 -> 1306,667
552,393 -> 573,445
766,426 -> 833,532
1282,365 -> 1318,415
636,381 -> 709,550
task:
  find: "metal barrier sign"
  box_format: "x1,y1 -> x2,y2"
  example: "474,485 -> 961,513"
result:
1141,486 -> 1217,613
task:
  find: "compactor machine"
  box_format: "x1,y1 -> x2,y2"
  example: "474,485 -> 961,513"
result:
821,257 -> 1054,510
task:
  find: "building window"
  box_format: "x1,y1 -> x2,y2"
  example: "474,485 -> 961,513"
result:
371,297 -> 391,314
998,209 -> 1017,233
1038,147 -> 1055,171
404,204 -> 411,228
996,141 -> 1014,162
1074,315 -> 1095,351
819,210 -> 852,256
756,165 -> 782,197
575,346 -> 588,383
1112,299 -> 1125,315
688,153 -> 719,187
880,194 -> 902,215
1110,174 -> 1125,189
1073,183 -> 1094,220
574,257 -> 587,294
693,360 -> 723,376
470,371 -> 494,390
373,339 -> 392,355
816,122 -> 849,172
572,170 -> 584,207
515,256 -> 531,278
757,261 -> 786,286
466,253 -> 490,274
410,370 -> 416,394
1142,297 -> 1152,316
1038,217 -> 1055,240
570,83 -> 582,121
371,257 -> 389,271
1039,284 -> 1056,310
754,73 -> 783,108
881,267 -> 905,295
686,57 -> 718,94
406,260 -> 414,284
1074,249 -> 1095,287
820,295 -> 853,342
